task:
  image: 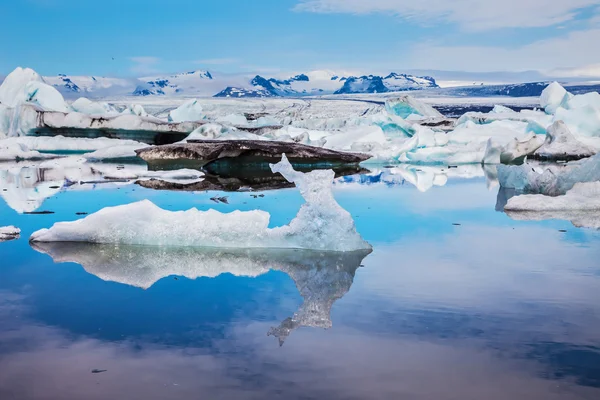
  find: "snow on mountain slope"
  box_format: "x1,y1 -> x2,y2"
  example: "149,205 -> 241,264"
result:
215,71 -> 439,98
44,74 -> 135,98
133,70 -> 214,96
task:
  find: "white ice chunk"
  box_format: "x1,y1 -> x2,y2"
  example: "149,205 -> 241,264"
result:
168,99 -> 204,123
498,153 -> 600,196
0,67 -> 44,107
505,181 -> 600,211
533,121 -> 596,160
323,126 -> 387,151
71,97 -> 118,115
18,81 -> 70,113
501,133 -> 545,164
385,95 -> 443,119
179,123 -> 238,141
3,136 -> 147,153
30,155 -> 371,252
83,143 -> 149,161
540,82 -> 569,115
0,140 -> 58,161
554,103 -> 600,139
122,104 -> 148,117
216,113 -> 248,126
0,226 -> 20,242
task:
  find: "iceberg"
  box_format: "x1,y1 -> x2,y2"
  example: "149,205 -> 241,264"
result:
385,95 -> 443,119
83,143 -> 149,161
0,141 -> 58,162
168,99 -> 204,123
17,81 -> 70,113
122,104 -> 148,117
70,98 -> 118,115
30,155 -> 371,252
500,133 -> 545,164
0,67 -> 45,107
0,226 -> 20,242
2,136 -> 147,153
497,153 -> 600,196
532,121 -> 596,161
540,82 -> 569,114
505,181 -> 600,211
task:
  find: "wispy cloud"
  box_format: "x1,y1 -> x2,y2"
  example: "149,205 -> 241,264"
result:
406,29 -> 600,75
195,58 -> 239,65
129,57 -> 161,75
294,0 -> 600,31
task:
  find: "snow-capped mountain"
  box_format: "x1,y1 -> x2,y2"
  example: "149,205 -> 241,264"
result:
214,86 -> 273,98
334,73 -> 438,94
214,71 -> 439,98
44,74 -> 135,98
133,70 -> 213,96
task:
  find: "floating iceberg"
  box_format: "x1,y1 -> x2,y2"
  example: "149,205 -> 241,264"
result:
168,99 -> 204,122
385,95 -> 443,119
505,182 -> 600,211
0,226 -> 20,242
122,104 -> 148,117
0,67 -> 45,107
533,121 -> 596,161
0,141 -> 58,162
540,82 -> 569,115
70,97 -> 118,115
30,155 -> 371,252
2,136 -> 147,153
498,153 -> 600,196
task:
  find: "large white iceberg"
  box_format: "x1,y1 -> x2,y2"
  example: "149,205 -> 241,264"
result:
540,82 -> 569,115
0,226 -> 20,242
70,97 -> 118,115
498,153 -> 600,196
385,95 -> 444,119
533,121 -> 596,160
168,99 -> 204,123
0,67 -> 45,107
30,155 -> 371,252
0,141 -> 58,162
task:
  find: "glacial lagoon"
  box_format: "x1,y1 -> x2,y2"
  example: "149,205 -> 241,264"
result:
1,164 -> 599,400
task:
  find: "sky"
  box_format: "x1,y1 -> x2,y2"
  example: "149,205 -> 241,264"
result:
1,0 -> 600,79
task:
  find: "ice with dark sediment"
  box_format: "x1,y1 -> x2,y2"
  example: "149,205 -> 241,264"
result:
30,155 -> 371,252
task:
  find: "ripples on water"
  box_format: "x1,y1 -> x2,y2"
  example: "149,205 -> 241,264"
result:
1,160 -> 599,400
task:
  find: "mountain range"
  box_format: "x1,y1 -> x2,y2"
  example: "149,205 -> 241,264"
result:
27,70 -> 600,99
41,70 -> 439,98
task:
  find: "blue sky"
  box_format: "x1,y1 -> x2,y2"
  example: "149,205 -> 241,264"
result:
1,0 -> 600,78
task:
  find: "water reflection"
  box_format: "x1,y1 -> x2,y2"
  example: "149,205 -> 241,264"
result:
336,163 -> 498,192
31,242 -> 371,343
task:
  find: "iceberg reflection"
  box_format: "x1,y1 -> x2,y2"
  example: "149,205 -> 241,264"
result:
31,242 -> 371,343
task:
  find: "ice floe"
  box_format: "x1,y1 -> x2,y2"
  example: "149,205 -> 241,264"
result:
30,155 -> 371,252
498,153 -> 600,196
532,121 -> 596,161
168,98 -> 204,122
70,98 -> 118,115
0,226 -> 20,242
505,182 -> 600,211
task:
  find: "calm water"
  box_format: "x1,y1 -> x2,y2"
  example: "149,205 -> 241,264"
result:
1,165 -> 600,400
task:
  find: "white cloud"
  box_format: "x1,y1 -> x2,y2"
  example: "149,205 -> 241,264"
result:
295,0 -> 600,31
129,57 -> 160,75
406,29 -> 600,74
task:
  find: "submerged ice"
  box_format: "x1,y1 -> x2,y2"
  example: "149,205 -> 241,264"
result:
30,155 -> 371,252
